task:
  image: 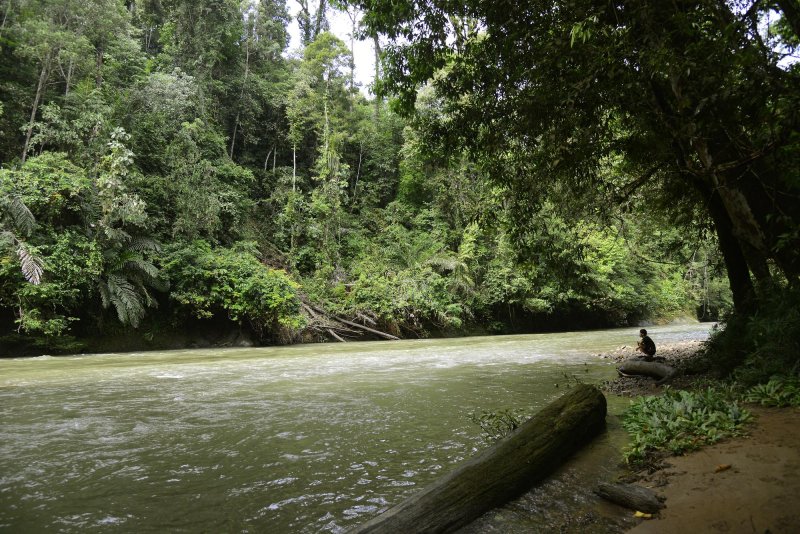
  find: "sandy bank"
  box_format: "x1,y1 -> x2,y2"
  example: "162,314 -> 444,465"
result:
628,406 -> 800,533
595,339 -> 800,533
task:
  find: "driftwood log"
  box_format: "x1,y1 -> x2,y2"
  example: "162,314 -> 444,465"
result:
350,384 -> 607,534
300,302 -> 400,342
617,360 -> 677,385
595,482 -> 665,513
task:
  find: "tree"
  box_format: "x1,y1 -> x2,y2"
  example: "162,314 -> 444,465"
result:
227,0 -> 290,161
12,0 -> 91,162
94,128 -> 165,328
297,0 -> 329,45
353,0 -> 800,316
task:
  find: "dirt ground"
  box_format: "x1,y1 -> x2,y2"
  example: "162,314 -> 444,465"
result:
628,406 -> 800,533
597,341 -> 800,533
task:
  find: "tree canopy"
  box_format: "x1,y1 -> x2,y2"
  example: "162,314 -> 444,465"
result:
353,0 -> 800,315
0,0 -> 764,356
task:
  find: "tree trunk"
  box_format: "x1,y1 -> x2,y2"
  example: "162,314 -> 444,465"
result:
22,51 -> 52,163
777,0 -> 800,40
263,147 -> 273,171
1,0 -> 11,40
595,482 -> 665,513
292,144 -> 297,191
346,7 -> 357,110
703,185 -> 757,315
373,33 -> 382,120
352,384 -> 607,534
65,56 -> 74,96
230,34 -> 251,160
617,361 -> 676,385
95,45 -> 104,88
313,0 -> 327,40
351,141 -> 362,207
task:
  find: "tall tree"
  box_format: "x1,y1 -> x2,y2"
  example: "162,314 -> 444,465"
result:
354,0 -> 800,315
228,0 -> 290,161
297,0 -> 328,45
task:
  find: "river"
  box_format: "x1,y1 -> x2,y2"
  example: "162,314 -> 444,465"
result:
0,323 -> 713,532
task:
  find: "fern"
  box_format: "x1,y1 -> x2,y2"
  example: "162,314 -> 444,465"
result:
424,254 -> 459,272
124,258 -> 160,280
99,279 -> 111,309
0,230 -> 14,247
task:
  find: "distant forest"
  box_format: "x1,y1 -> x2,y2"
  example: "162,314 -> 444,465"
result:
2,0 -> 797,357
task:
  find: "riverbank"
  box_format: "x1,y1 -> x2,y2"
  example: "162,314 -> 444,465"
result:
628,405 -> 800,533
596,341 -> 800,533
599,339 -> 713,397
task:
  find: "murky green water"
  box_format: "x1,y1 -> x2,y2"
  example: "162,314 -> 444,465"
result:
0,323 -> 712,532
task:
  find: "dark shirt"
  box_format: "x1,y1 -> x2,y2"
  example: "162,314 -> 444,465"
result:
640,335 -> 656,356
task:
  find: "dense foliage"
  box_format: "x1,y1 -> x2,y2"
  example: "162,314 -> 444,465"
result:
352,0 -> 800,376
623,387 -> 751,465
0,0 -> 750,353
745,376 -> 800,407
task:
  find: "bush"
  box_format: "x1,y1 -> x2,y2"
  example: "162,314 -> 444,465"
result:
702,285 -> 800,385
162,241 -> 304,340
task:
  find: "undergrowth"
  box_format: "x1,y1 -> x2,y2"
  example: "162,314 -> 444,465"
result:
700,285 -> 800,385
622,387 -> 750,466
744,376 -> 800,407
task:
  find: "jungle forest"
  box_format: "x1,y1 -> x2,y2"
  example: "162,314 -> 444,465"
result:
1,0 -> 798,381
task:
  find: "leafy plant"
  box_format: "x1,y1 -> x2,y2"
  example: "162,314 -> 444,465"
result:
622,388 -> 751,466
0,194 -> 43,285
745,377 -> 800,408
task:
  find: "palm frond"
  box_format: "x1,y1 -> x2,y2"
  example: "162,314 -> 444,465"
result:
106,273 -> 145,328
16,243 -> 44,285
7,196 -> 36,236
128,236 -> 161,253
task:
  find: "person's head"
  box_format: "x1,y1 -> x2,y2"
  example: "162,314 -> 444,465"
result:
639,328 -> 647,337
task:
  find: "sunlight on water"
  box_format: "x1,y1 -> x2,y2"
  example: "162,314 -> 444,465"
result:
0,323 -> 712,532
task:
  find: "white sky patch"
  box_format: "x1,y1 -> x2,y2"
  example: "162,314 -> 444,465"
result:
285,1 -> 377,95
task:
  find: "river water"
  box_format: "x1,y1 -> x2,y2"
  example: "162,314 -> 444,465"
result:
0,323 -> 712,533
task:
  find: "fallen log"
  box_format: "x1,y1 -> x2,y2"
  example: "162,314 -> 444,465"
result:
331,313 -> 400,341
300,302 -> 400,342
350,384 -> 607,533
327,328 -> 347,342
307,303 -> 401,341
594,482 -> 665,513
617,360 -> 677,385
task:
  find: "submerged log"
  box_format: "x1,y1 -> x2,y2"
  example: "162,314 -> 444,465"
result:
351,384 -> 607,534
595,482 -> 665,513
617,360 -> 677,385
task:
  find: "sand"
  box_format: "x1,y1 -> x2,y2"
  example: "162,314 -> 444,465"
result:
596,341 -> 800,533
628,406 -> 800,533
